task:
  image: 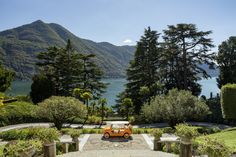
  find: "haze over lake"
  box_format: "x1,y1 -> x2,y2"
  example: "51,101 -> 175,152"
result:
6,78 -> 219,106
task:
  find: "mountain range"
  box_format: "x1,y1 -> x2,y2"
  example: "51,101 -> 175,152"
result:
0,20 -> 135,80
0,20 -> 218,80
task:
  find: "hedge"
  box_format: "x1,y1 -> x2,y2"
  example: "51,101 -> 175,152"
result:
221,84 -> 236,120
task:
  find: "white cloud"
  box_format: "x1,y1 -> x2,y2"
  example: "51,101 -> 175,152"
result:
123,39 -> 133,44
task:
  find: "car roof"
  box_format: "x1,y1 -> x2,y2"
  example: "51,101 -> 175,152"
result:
106,121 -> 129,125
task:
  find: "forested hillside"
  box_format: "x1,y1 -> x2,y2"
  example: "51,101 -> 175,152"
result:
0,20 -> 135,80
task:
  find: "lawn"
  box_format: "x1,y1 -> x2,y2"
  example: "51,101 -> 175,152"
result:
197,127 -> 236,152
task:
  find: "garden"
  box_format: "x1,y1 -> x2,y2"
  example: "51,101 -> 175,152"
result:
0,24 -> 236,157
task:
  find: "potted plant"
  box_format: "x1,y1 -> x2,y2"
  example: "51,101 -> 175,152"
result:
70,130 -> 80,142
36,128 -> 59,157
175,124 -> 198,157
175,123 -> 198,143
69,129 -> 80,151
3,140 -> 42,157
152,128 -> 163,151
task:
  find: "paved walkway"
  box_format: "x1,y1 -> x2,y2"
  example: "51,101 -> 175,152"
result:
83,134 -> 149,151
58,150 -> 178,157
58,134 -> 179,157
0,123 -> 53,132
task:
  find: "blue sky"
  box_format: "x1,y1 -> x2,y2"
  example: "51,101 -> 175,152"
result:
0,0 -> 235,47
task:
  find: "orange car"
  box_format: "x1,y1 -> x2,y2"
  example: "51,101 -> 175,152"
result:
103,121 -> 132,139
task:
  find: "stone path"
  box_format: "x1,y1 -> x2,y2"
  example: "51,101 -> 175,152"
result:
58,134 -> 178,157
58,150 -> 178,157
83,134 -> 149,151
0,123 -> 53,132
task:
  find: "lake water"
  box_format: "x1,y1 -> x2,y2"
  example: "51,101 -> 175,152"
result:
6,77 -> 220,106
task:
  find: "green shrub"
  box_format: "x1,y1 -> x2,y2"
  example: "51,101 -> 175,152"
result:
3,140 -> 43,157
221,84 -> 236,120
141,89 -> 209,127
128,116 -> 135,124
0,129 -> 29,140
87,115 -> 102,125
175,124 -> 199,139
0,128 -> 59,142
33,128 -> 59,143
197,137 -> 233,157
162,143 -> 180,154
0,101 -> 43,126
61,128 -> 81,138
152,128 -> 163,140
162,127 -> 175,134
37,96 -> 87,130
132,128 -> 153,134
197,126 -> 221,135
61,128 -> 74,135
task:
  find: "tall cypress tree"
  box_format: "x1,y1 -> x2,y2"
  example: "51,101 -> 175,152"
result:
217,36 -> 236,88
125,27 -> 161,114
162,24 -> 215,96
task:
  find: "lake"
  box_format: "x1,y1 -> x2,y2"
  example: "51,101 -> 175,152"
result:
6,77 -> 220,106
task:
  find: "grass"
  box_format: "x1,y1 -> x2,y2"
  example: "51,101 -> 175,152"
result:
0,146 -> 3,156
196,127 -> 236,152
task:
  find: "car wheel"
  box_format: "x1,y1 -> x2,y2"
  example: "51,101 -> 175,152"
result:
104,133 -> 110,139
123,133 -> 129,139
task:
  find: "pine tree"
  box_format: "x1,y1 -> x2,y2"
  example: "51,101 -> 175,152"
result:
162,24 -> 215,96
35,40 -> 81,96
217,36 -> 236,88
125,27 -> 161,114
78,54 -> 106,100
57,40 -> 81,95
33,39 -> 106,102
30,74 -> 55,104
36,46 -> 61,95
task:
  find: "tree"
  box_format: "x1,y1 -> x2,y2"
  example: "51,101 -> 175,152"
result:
81,91 -> 93,112
162,24 -> 215,96
98,98 -> 107,126
36,39 -> 81,96
78,54 -> 107,100
141,89 -> 209,127
0,64 -> 15,92
121,98 -> 133,120
205,96 -> 224,123
57,40 -> 82,95
36,40 -> 107,99
30,74 -> 55,104
217,36 -> 236,88
124,27 -> 161,114
221,84 -> 236,123
37,96 -> 87,130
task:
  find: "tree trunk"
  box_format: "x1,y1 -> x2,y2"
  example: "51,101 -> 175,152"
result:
99,103 -> 104,128
54,121 -> 62,130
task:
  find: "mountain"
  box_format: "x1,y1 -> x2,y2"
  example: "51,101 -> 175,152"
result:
0,20 -> 135,80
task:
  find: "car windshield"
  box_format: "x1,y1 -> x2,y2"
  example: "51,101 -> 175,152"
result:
111,124 -> 124,129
